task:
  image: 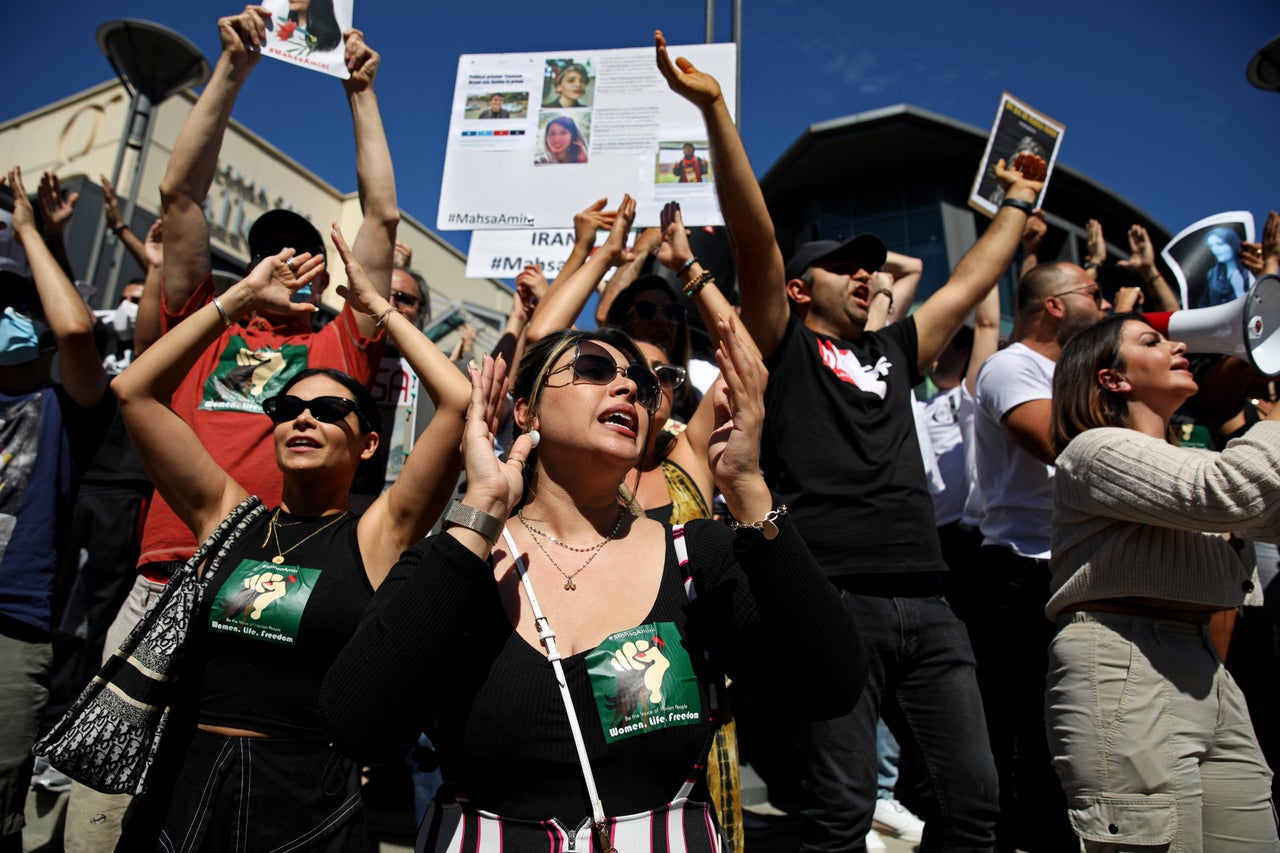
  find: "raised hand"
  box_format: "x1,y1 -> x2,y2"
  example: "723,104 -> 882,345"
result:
1020,210 -> 1048,255
708,315 -> 769,502
460,355 -> 528,526
1116,224 -> 1157,274
37,172 -> 79,237
655,30 -> 723,109
394,240 -> 413,269
342,29 -> 379,92
143,219 -> 164,268
217,6 -> 270,63
101,175 -> 125,232
242,248 -> 324,315
5,167 -> 37,241
573,198 -> 617,248
1084,219 -> 1107,266
993,156 -> 1046,198
655,202 -> 694,272
330,222 -> 389,319
601,194 -> 637,267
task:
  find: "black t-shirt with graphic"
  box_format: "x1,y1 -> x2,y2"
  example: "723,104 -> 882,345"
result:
191,510 -> 371,738
762,315 -> 945,577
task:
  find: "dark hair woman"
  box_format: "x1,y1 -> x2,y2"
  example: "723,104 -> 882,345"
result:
110,226 -> 470,850
1045,313 -> 1280,850
287,0 -> 342,51
321,318 -> 864,851
537,115 -> 588,165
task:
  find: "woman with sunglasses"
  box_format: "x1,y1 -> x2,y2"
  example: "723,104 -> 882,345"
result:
322,317 -> 863,851
1046,314 -> 1280,851
110,225 -> 470,851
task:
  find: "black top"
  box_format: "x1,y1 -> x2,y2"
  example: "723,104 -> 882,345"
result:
321,519 -> 863,826
191,510 -> 371,738
762,315 -> 945,577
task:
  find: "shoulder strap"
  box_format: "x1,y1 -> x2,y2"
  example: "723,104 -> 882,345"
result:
501,525 -> 616,852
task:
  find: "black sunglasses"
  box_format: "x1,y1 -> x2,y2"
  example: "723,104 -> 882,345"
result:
652,362 -> 686,390
390,291 -> 421,308
546,340 -> 662,414
262,395 -> 370,431
630,301 -> 686,324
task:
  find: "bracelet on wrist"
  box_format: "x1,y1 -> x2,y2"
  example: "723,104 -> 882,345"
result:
684,270 -> 714,298
678,256 -> 699,276
212,296 -> 233,328
871,289 -> 894,313
111,224 -> 128,236
1082,260 -> 1100,272
373,306 -> 396,327
728,504 -> 789,541
443,499 -> 504,544
1000,198 -> 1035,214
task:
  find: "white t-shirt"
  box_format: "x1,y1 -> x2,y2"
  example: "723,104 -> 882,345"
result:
922,385 -> 967,526
973,342 -> 1055,559
958,385 -> 985,529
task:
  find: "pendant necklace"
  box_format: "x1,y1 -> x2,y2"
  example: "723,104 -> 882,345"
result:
263,507 -> 349,565
517,507 -> 625,590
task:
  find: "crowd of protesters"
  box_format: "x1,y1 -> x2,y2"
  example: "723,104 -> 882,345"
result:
2,9 -> 1279,853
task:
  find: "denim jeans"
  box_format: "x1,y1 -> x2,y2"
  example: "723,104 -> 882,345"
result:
800,591 -> 998,852
876,717 -> 900,801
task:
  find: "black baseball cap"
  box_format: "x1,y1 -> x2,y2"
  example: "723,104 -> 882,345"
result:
785,235 -> 887,282
246,210 -> 325,272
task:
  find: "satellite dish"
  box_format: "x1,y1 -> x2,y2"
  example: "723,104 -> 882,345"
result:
96,19 -> 209,102
1247,33 -> 1280,93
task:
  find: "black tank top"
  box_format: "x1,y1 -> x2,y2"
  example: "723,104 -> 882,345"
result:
191,508 -> 371,737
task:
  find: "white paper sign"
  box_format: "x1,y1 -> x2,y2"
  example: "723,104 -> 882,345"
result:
260,0 -> 352,80
466,228 -> 609,279
968,92 -> 1064,218
437,43 -> 736,231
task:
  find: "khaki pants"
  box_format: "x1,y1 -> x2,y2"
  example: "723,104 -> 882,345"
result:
63,574 -> 164,852
1046,611 -> 1279,852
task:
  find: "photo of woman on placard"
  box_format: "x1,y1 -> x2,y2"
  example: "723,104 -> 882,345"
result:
279,0 -> 342,52
535,114 -> 589,165
543,61 -> 592,108
1160,212 -> 1255,310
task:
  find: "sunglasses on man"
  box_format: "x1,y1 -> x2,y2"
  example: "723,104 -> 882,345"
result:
390,291 -> 422,309
629,301 -> 686,324
545,340 -> 663,414
262,394 -> 371,432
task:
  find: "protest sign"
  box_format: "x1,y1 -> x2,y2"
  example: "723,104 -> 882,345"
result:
438,43 -> 736,231
1161,211 -> 1255,309
969,93 -> 1063,217
260,0 -> 352,79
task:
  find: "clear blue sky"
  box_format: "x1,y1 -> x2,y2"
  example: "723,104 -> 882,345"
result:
5,0 -> 1279,266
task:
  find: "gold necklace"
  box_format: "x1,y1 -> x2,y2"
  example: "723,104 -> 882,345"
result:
517,508 -> 625,590
262,508 -> 349,565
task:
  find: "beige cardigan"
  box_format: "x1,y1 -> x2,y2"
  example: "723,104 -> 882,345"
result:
1047,422 -> 1280,619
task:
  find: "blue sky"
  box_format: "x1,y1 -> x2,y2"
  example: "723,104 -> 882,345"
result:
5,0 -> 1279,267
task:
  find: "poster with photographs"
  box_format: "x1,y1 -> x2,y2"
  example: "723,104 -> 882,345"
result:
260,0 -> 353,79
438,43 -> 736,230
968,92 -> 1064,218
1160,211 -> 1255,310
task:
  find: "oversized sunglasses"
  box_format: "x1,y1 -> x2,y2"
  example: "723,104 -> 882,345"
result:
630,301 -> 686,324
390,290 -> 422,308
262,395 -> 370,431
545,340 -> 663,414
652,362 -> 686,390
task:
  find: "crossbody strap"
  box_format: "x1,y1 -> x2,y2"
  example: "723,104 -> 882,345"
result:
502,525 -> 615,852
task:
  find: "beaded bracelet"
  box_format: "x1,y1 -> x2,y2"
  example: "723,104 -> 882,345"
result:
678,256 -> 699,275
684,270 -> 715,298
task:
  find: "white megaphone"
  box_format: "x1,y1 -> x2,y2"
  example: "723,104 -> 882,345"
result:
1144,274 -> 1280,377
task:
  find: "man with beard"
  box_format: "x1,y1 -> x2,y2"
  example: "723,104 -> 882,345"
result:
968,260 -> 1111,853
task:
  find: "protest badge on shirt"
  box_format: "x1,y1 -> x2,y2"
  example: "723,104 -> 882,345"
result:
1160,211 -> 1255,310
259,0 -> 352,80
968,92 -> 1064,218
437,42 -> 736,231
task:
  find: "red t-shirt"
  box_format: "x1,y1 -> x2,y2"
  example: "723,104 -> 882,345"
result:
137,273 -> 385,567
